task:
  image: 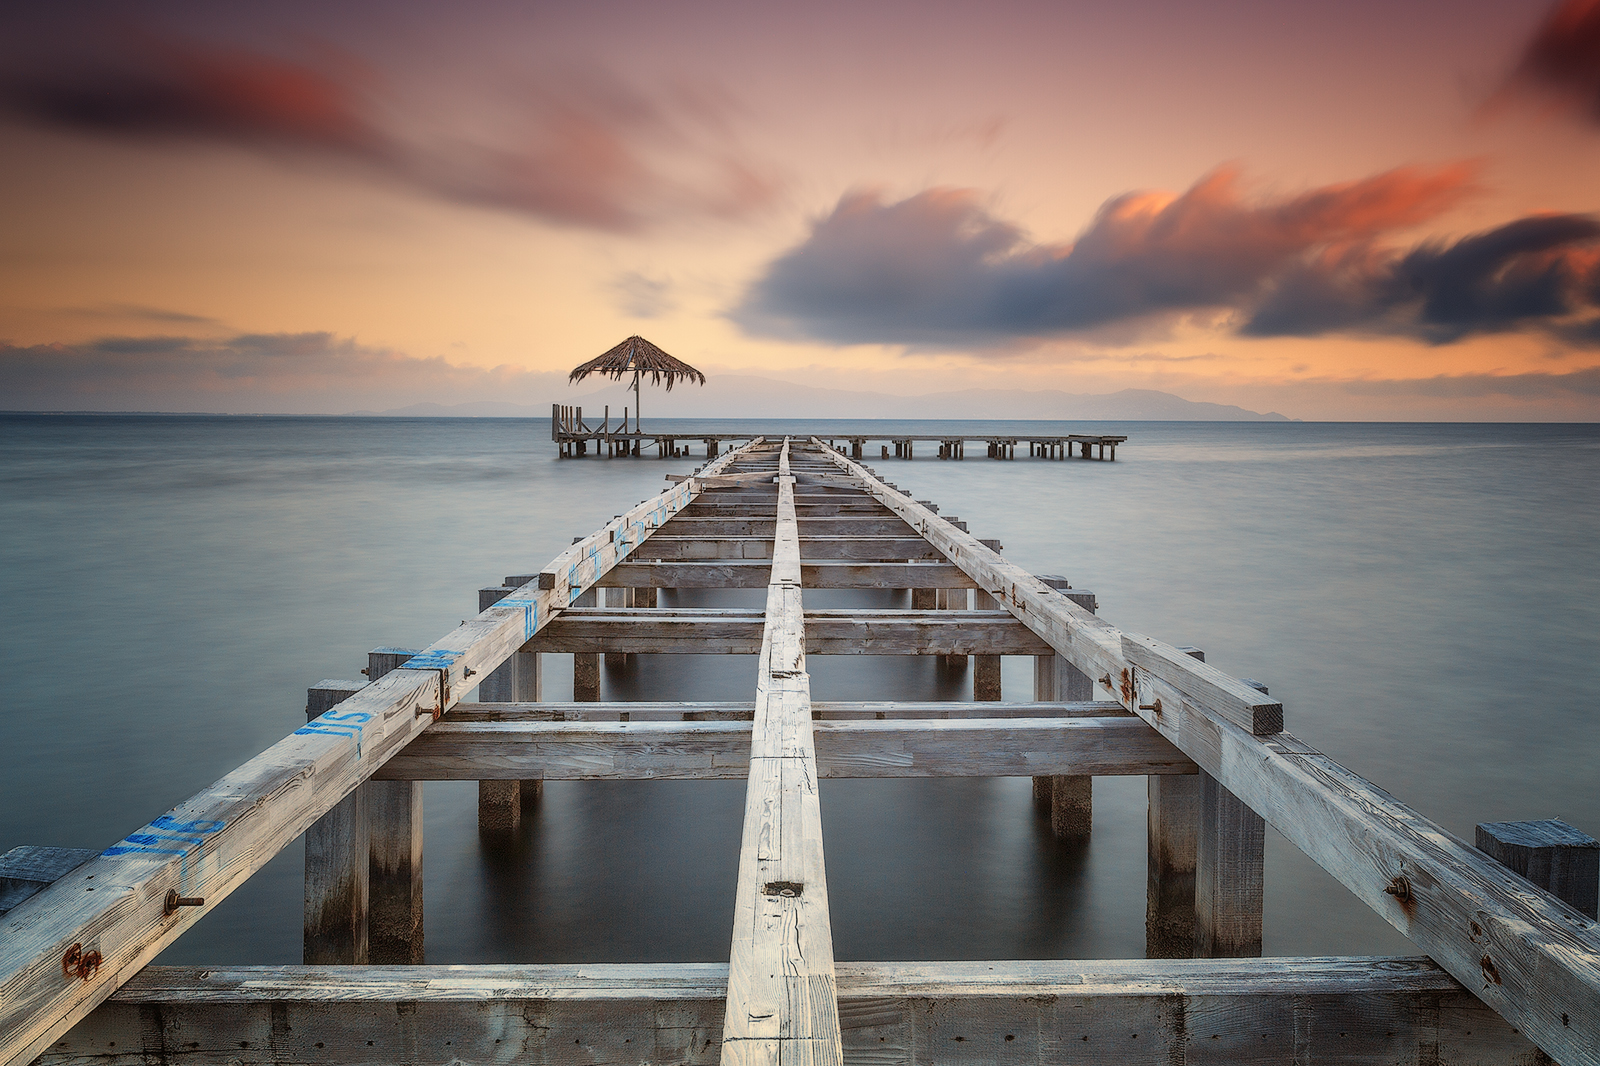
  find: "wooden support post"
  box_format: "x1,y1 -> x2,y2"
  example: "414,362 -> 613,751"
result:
1195,673 -> 1267,958
1477,819 -> 1599,919
1033,576 -> 1097,841
604,587 -> 634,669
303,681 -> 369,965
573,587 -> 600,701
366,649 -> 426,964
938,586 -> 967,670
972,588 -> 1001,701
477,587 -> 547,834
1147,646 -> 1206,959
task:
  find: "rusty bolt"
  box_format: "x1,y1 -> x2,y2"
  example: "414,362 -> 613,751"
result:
1384,876 -> 1413,904
1139,700 -> 1163,713
165,890 -> 205,915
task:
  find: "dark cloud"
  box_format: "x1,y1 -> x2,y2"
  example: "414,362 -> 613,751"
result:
735,168 -> 1600,349
0,38 -> 777,232
0,331 -> 573,412
1244,214 -> 1600,343
1503,0 -> 1600,124
735,166 -> 1474,344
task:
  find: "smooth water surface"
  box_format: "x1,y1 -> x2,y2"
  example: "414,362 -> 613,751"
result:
1,414 -> 1596,963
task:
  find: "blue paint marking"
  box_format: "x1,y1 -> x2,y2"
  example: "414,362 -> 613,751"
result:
402,649 -> 461,671
295,725 -> 356,738
104,813 -> 223,858
499,598 -> 539,639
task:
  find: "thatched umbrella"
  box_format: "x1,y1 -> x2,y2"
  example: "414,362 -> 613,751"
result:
568,335 -> 706,426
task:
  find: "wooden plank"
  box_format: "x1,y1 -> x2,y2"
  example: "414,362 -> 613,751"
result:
658,517 -> 919,537
724,439 -> 842,1066
600,561 -> 974,589
0,440 -> 767,1066
528,609 -> 1053,655
636,536 -> 945,562
48,957 -> 1533,1066
811,438 -> 1600,1064
372,716 -> 1196,780
440,700 -> 1132,721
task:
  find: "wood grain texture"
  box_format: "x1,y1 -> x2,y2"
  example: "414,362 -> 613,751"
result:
637,536 -> 945,562
724,440 -> 843,1066
528,609 -> 1052,655
48,958 -> 1535,1066
603,561 -> 977,589
1195,772 -> 1265,958
0,440 -> 766,1066
0,850 -> 97,919
810,438 -> 1598,1065
372,716 -> 1195,780
441,700 -> 1130,721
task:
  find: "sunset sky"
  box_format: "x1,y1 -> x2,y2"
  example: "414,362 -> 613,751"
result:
4,0 -> 1600,419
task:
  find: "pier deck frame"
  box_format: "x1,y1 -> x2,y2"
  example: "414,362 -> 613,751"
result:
3,438 -> 1596,1066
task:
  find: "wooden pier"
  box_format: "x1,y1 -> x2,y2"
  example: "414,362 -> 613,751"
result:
3,437 -> 1598,1066
553,405 -> 1127,460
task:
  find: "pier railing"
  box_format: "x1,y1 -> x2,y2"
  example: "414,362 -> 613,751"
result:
1,438 -> 1594,1066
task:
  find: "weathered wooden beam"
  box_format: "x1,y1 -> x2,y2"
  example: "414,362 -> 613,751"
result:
438,700 -> 1131,721
596,560 -> 976,589
49,957 -> 1534,1066
0,440 -> 768,1066
723,439 -> 841,1066
527,609 -> 1053,655
372,715 -> 1195,780
636,536 -> 945,562
658,516 -> 919,537
811,438 -> 1599,1066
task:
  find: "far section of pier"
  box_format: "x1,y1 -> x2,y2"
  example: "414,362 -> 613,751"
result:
553,404 -> 1128,460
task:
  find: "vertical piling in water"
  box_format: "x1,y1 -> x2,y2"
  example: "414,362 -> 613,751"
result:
477,586 -> 545,835
573,587 -> 600,700
1146,646 -> 1206,958
366,648 -> 426,964
303,681 -> 370,965
1033,576 -> 1097,842
1194,672 -> 1267,957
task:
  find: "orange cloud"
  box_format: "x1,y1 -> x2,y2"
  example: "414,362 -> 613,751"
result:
0,38 -> 777,232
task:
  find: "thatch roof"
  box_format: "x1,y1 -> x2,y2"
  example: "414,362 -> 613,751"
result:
568,336 -> 706,392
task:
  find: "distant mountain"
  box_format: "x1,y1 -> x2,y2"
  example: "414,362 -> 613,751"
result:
352,376 -> 1289,420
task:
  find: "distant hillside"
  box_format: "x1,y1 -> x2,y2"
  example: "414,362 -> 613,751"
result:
353,376 -> 1289,420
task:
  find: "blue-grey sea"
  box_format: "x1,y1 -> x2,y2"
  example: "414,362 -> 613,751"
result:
1,414 -> 1596,964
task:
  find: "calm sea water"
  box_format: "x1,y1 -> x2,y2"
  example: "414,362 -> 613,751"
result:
2,414 -> 1596,964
